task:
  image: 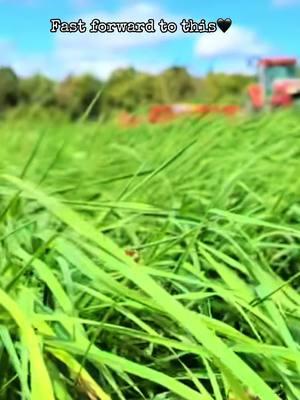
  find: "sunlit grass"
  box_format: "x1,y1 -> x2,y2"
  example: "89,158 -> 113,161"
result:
0,110 -> 299,399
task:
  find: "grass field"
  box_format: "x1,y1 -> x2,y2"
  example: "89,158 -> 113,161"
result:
0,110 -> 300,400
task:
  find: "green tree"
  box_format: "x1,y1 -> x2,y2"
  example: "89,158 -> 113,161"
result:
200,73 -> 254,103
103,68 -> 139,112
56,74 -> 103,119
20,74 -> 56,107
159,67 -> 198,103
103,68 -> 163,113
0,67 -> 20,111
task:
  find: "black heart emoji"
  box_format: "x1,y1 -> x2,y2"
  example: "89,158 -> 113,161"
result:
217,18 -> 232,33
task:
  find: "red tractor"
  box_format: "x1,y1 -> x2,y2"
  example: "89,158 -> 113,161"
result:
118,57 -> 300,128
247,57 -> 300,111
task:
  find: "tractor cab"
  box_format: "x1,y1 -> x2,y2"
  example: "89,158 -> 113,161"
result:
259,58 -> 297,94
248,57 -> 300,110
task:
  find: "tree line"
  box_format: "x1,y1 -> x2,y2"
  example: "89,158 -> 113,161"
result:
0,66 -> 255,120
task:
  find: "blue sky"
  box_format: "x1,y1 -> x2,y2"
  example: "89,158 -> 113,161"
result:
0,0 -> 298,80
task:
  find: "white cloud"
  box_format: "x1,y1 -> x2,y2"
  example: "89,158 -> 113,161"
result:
0,39 -> 15,55
0,39 -> 24,71
195,26 -> 271,59
48,2 -> 183,79
2,51 -> 126,80
211,60 -> 254,75
55,2 -> 182,55
273,0 -> 300,6
4,3 -> 267,80
0,2 -> 180,80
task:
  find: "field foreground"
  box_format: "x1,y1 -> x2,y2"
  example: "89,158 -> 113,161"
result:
0,112 -> 300,399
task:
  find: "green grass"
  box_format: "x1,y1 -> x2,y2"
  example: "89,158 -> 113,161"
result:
0,110 -> 300,399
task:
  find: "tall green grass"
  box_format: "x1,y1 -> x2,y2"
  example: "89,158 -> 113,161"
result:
0,110 -> 299,399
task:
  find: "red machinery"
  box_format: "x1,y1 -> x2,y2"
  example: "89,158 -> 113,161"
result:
118,57 -> 300,128
148,104 -> 241,123
119,104 -> 241,127
247,57 -> 300,110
